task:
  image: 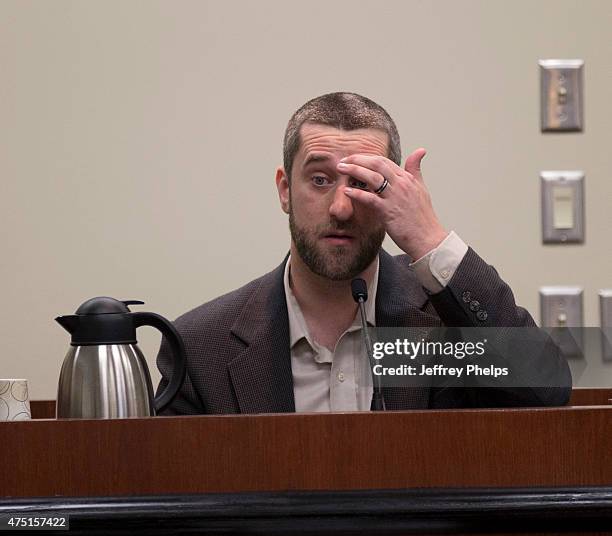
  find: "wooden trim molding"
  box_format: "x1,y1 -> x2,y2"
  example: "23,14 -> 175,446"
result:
29,388 -> 612,419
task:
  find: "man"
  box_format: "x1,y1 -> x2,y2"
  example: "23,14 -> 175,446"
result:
156,92 -> 571,415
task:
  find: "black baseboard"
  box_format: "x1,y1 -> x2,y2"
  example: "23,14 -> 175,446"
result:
1,487 -> 612,535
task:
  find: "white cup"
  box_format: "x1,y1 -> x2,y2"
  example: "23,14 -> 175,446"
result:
0,379 -> 31,421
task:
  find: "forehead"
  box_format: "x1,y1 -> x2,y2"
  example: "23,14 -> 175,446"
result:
295,123 -> 389,165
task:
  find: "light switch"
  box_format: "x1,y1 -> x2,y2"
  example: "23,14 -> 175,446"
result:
552,186 -> 574,229
541,171 -> 584,243
540,287 -> 583,327
540,286 -> 584,359
539,59 -> 584,132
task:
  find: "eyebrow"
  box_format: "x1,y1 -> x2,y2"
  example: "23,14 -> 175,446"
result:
302,153 -> 332,168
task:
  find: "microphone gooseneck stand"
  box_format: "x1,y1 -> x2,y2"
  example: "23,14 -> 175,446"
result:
351,278 -> 386,411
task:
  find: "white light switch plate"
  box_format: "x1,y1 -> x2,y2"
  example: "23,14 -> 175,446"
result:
541,171 -> 585,244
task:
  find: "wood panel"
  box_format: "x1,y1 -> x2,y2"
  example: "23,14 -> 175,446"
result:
2,406 -> 612,498
28,388 -> 612,419
569,388 -> 612,406
30,400 -> 55,419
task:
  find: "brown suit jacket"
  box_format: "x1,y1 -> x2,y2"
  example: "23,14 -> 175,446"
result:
156,248 -> 571,414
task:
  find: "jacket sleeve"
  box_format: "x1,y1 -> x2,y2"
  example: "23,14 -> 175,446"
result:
427,247 -> 572,408
155,335 -> 206,415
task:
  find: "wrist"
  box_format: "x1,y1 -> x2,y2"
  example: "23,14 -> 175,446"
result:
406,228 -> 449,260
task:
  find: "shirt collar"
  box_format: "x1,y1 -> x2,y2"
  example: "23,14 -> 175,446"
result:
283,255 -> 379,349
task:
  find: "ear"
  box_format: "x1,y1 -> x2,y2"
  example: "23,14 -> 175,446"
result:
275,166 -> 290,214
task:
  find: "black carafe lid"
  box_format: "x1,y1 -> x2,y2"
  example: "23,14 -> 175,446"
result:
56,297 -> 145,346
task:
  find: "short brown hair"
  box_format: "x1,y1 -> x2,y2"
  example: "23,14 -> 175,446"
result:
283,92 -> 401,181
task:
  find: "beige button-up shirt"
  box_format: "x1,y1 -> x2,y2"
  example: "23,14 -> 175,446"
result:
284,258 -> 378,412
284,231 -> 468,412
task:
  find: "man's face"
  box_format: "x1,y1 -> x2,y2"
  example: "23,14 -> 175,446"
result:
277,123 -> 388,281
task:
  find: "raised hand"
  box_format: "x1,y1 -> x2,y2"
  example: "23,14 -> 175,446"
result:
337,148 -> 448,260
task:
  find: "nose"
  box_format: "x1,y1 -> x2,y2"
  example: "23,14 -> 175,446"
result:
328,183 -> 354,221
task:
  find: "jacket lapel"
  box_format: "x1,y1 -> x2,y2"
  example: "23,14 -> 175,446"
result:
226,250 -> 440,414
375,250 -> 440,410
228,257 -> 296,414
375,249 -> 439,326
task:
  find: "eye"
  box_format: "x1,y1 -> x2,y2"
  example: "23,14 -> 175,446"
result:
349,178 -> 369,190
312,175 -> 330,187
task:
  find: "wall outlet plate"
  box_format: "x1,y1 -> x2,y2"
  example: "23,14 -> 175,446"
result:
540,59 -> 584,132
541,171 -> 585,244
600,290 -> 612,361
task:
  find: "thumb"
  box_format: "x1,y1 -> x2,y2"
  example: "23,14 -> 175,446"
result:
404,148 -> 427,179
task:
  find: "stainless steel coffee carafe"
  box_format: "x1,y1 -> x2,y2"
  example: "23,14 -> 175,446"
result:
56,297 -> 186,419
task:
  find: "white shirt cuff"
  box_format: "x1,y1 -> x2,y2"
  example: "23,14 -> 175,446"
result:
409,231 -> 469,293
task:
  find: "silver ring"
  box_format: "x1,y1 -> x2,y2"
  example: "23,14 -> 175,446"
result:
374,177 -> 389,195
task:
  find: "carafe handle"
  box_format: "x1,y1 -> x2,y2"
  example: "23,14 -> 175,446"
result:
132,312 -> 187,414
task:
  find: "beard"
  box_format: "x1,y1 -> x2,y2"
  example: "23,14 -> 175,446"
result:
289,209 -> 385,281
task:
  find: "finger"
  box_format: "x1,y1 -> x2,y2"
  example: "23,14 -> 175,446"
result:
339,154 -> 399,178
336,162 -> 385,192
404,148 -> 427,180
343,186 -> 384,210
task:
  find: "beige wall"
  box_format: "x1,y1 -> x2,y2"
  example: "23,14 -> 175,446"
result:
1,0 -> 611,400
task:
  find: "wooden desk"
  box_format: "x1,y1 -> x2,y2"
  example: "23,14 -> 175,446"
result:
3,396 -> 611,534
6,406 -> 612,496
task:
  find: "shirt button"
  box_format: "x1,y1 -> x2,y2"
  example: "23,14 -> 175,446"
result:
469,300 -> 480,312
462,291 -> 472,303
477,310 -> 488,321
338,372 -> 345,382
440,269 -> 450,279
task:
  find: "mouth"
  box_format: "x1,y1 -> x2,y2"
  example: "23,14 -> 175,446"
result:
322,232 -> 355,245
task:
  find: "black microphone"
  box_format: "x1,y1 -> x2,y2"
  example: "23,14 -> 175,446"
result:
351,278 -> 368,303
351,278 -> 385,411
